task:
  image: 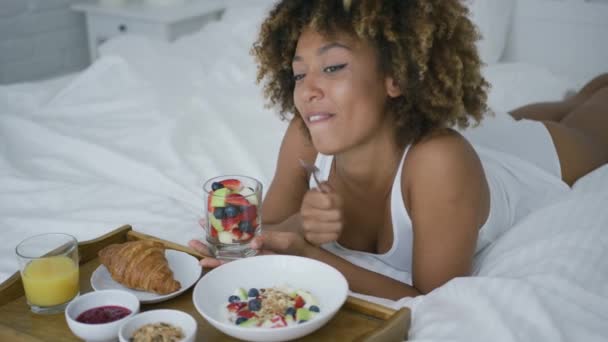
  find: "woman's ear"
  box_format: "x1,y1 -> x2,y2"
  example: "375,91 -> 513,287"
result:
385,77 -> 402,98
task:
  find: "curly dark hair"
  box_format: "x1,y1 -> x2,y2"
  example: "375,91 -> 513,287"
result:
252,0 -> 489,144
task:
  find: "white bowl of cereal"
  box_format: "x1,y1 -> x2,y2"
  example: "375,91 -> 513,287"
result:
192,255 -> 348,342
118,309 -> 197,342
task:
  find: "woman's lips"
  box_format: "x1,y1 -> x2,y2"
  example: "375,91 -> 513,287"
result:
307,113 -> 334,124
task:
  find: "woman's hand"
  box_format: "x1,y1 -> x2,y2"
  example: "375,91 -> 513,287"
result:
188,219 -> 227,269
250,229 -> 313,257
189,218 -> 314,267
300,182 -> 344,246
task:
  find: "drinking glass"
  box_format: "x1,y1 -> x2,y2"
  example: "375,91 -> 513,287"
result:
15,233 -> 80,314
203,175 -> 262,259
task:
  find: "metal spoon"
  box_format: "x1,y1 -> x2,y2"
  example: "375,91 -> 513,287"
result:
298,158 -> 326,193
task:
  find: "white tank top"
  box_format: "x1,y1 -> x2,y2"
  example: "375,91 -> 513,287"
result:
312,144 -> 569,285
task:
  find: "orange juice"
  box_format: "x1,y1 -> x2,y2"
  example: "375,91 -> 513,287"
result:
22,256 -> 79,307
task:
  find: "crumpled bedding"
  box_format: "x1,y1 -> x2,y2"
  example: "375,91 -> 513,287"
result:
1,31 -> 607,341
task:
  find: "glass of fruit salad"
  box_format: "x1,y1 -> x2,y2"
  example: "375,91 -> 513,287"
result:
203,175 -> 263,259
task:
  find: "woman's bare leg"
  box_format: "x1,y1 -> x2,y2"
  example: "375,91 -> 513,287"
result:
509,74 -> 608,185
510,73 -> 608,122
510,98 -> 578,122
543,87 -> 608,185
542,121 -> 606,185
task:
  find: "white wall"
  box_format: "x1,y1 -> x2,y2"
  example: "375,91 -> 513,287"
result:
0,0 -> 89,85
503,0 -> 608,87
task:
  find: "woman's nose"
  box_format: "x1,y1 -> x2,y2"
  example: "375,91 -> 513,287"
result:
299,73 -> 323,103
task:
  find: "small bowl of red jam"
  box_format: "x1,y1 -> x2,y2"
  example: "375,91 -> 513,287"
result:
65,290 -> 140,342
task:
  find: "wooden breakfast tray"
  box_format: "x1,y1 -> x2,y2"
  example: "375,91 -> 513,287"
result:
0,225 -> 410,341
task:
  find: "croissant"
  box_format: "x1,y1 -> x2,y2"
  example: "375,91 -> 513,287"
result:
98,240 -> 181,295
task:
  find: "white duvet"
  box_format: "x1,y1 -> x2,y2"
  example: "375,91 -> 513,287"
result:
1,26 -> 608,342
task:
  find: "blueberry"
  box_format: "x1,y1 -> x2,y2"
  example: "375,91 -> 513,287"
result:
248,288 -> 259,297
309,305 -> 320,313
211,182 -> 224,191
224,205 -> 240,218
228,295 -> 241,303
285,307 -> 296,317
213,207 -> 226,219
248,299 -> 262,312
235,317 -> 248,325
239,221 -> 253,233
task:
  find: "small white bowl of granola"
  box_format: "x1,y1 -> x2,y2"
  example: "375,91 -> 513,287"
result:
118,309 -> 197,342
192,255 -> 348,342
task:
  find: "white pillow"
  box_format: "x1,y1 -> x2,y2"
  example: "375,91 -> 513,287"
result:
467,0 -> 515,64
172,0 -> 276,64
482,62 -> 573,113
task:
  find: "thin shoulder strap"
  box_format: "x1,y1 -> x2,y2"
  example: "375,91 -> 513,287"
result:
390,144 -> 413,228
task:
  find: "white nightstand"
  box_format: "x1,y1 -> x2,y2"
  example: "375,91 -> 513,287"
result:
72,1 -> 224,61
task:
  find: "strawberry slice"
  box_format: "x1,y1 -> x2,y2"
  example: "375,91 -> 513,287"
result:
220,179 -> 243,191
227,302 -> 247,312
231,228 -> 242,240
210,227 -> 218,238
270,315 -> 287,328
226,193 -> 250,206
241,205 -> 258,222
271,315 -> 287,325
207,191 -> 213,212
237,310 -> 257,319
294,295 -> 305,309
222,216 -> 241,230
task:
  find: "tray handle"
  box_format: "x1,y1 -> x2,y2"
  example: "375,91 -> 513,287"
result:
354,307 -> 410,341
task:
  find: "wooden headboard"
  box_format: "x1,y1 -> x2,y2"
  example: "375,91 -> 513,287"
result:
502,0 -> 608,86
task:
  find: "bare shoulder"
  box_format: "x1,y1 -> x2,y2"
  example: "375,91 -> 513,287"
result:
401,129 -> 490,293
401,128 -> 489,220
406,129 -> 480,171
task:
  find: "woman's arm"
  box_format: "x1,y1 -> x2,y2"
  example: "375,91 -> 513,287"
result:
262,117 -> 316,227
253,224 -> 422,300
309,132 -> 490,299
405,131 -> 490,294
259,128 -> 489,300
305,244 -> 422,299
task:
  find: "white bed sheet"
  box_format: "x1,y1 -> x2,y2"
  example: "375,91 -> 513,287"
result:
1,10 -> 608,342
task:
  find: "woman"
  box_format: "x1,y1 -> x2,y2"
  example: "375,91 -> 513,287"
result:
190,0 -> 608,300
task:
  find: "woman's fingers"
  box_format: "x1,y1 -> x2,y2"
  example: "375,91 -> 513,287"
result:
301,207 -> 342,222
188,239 -> 229,268
303,191 -> 342,210
317,182 -> 334,193
200,257 -> 226,268
188,239 -> 210,254
250,231 -> 303,255
304,232 -> 339,246
301,220 -> 342,235
249,236 -> 276,255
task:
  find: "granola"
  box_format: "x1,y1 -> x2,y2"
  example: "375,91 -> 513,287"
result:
224,285 -> 321,328
129,322 -> 184,342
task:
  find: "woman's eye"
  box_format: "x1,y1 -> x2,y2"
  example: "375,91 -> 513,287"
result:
323,64 -> 347,73
293,74 -> 305,82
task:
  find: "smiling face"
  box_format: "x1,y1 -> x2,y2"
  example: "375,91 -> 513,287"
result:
292,27 -> 401,155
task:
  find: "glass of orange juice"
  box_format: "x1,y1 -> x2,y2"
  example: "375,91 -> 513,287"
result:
15,233 -> 80,314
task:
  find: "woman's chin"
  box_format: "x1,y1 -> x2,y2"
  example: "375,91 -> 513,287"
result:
311,137 -> 343,155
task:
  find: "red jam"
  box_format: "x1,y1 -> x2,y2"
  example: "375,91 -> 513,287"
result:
76,305 -> 131,324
